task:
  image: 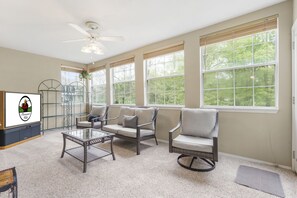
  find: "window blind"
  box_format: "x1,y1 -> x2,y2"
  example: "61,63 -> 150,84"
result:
89,65 -> 106,73
143,42 -> 184,60
110,57 -> 135,68
60,65 -> 83,73
200,15 -> 278,46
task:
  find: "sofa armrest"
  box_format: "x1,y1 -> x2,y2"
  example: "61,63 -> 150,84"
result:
137,122 -> 153,128
100,116 -> 119,128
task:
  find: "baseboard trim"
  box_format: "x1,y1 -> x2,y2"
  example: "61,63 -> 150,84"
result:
219,152 -> 292,170
156,139 -> 168,144
156,138 -> 292,170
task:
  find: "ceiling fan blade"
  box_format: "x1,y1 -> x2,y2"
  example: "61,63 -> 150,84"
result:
63,38 -> 88,43
68,23 -> 90,37
98,36 -> 124,42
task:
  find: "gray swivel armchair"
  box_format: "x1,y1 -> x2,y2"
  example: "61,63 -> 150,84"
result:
169,108 -> 219,172
76,106 -> 108,129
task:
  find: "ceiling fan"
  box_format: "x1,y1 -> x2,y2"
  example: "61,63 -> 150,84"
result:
64,21 -> 124,55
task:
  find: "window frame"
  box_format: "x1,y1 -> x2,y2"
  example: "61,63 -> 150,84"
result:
90,68 -> 107,105
144,50 -> 185,107
110,62 -> 136,105
61,70 -> 86,105
200,28 -> 279,113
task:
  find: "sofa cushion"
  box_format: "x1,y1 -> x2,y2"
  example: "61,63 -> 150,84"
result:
90,106 -> 106,117
117,128 -> 154,138
181,108 -> 217,138
122,115 -> 138,128
102,124 -> 124,134
77,121 -> 101,129
172,134 -> 213,153
135,108 -> 155,130
118,107 -> 135,125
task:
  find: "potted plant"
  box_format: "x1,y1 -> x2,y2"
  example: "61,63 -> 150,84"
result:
79,68 -> 91,80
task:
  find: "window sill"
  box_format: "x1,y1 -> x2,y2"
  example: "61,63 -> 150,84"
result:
200,105 -> 279,114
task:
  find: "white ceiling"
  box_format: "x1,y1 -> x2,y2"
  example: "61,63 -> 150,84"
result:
0,0 -> 286,64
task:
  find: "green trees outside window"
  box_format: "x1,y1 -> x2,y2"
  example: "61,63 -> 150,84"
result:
91,69 -> 106,104
111,63 -> 135,104
201,30 -> 277,108
145,51 -> 185,105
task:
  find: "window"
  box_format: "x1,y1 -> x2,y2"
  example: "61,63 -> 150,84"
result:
61,69 -> 84,103
90,69 -> 106,104
200,16 -> 277,110
111,60 -> 135,104
144,45 -> 185,106
61,70 -> 80,85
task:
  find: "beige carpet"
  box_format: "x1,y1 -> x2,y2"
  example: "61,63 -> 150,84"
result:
0,130 -> 296,198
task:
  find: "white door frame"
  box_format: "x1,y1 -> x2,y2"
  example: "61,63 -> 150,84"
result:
292,21 -> 297,173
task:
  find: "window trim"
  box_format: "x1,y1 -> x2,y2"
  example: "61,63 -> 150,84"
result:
200,26 -> 279,112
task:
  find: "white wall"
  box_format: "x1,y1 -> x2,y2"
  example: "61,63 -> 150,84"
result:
0,47 -> 83,93
89,1 -> 293,167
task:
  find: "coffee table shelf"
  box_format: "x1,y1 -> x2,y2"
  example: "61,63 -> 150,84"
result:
61,128 -> 115,173
65,146 -> 112,163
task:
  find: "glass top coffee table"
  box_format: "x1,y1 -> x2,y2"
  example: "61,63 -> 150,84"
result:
61,128 -> 115,173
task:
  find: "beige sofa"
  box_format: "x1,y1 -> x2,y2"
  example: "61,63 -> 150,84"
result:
101,106 -> 158,155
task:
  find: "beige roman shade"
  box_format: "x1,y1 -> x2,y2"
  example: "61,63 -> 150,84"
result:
110,57 -> 135,68
143,42 -> 184,60
89,65 -> 106,73
200,15 -> 278,46
61,65 -> 83,73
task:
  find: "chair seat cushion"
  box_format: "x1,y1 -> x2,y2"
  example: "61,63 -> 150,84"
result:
118,128 -> 154,138
77,121 -> 101,128
102,124 -> 124,134
172,135 -> 213,153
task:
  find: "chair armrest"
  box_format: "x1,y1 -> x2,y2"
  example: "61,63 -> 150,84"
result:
169,122 -> 181,153
212,121 -> 219,138
169,123 -> 181,133
76,114 -> 89,125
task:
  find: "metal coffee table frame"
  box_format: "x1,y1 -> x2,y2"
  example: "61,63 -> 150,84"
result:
61,129 -> 115,173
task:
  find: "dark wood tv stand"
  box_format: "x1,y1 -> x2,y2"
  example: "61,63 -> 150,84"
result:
0,122 -> 41,149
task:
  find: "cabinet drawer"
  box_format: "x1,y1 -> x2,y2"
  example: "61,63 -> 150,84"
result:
19,127 -> 31,140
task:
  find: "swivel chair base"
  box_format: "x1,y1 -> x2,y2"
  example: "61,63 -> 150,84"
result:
177,154 -> 215,172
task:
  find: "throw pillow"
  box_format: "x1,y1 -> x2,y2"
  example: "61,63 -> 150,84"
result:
122,115 -> 138,128
88,115 -> 96,122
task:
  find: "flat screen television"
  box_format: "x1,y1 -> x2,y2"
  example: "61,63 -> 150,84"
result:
5,92 -> 41,128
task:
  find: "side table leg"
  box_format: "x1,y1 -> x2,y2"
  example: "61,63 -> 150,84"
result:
61,135 -> 66,158
83,142 -> 87,173
110,136 -> 115,160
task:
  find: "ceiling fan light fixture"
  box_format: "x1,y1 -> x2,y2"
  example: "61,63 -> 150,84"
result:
94,49 -> 103,55
81,43 -> 104,55
81,46 -> 92,53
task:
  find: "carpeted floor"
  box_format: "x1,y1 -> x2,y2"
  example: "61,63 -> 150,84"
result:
0,130 -> 296,198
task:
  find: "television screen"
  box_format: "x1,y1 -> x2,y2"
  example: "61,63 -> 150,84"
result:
5,92 -> 40,128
